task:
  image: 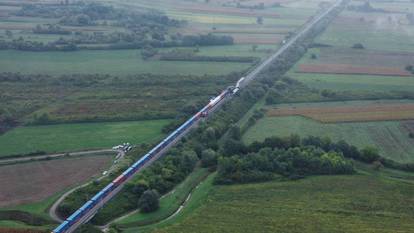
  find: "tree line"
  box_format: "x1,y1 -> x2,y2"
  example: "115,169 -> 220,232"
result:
2,2 -> 234,51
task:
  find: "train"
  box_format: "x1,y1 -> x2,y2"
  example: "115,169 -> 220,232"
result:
51,77 -> 245,233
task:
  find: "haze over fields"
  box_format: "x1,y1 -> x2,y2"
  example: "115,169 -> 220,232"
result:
1,0 -> 414,233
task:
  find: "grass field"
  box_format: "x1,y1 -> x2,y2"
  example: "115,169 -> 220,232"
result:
0,49 -> 255,76
0,119 -> 170,157
147,165 -> 414,233
243,116 -> 414,163
116,167 -> 210,228
290,72 -> 414,92
122,173 -> 217,233
297,63 -> 411,76
300,47 -> 414,68
315,9 -> 414,52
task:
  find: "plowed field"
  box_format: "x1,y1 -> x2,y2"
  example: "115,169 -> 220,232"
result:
0,155 -> 112,207
267,103 -> 414,123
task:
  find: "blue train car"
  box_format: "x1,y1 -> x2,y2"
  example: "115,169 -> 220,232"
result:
53,220 -> 69,233
91,190 -> 104,202
122,167 -> 134,178
67,209 -> 82,222
101,183 -> 114,196
82,200 -> 94,211
53,90 -> 227,233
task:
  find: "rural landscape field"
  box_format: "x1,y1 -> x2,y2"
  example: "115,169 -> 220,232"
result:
1,0 -> 414,232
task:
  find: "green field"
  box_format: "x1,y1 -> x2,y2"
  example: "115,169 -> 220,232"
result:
116,167 -> 210,227
243,116 -> 414,163
0,49 -> 256,76
147,166 -> 414,233
0,119 -> 171,156
315,10 -> 414,52
289,73 -> 414,92
123,173 -> 217,233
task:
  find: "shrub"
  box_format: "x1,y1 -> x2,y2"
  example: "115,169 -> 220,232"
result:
352,43 -> 365,49
138,189 -> 160,213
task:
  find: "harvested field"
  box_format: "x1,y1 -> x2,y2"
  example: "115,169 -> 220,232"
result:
267,103 -> 414,123
307,47 -> 414,67
229,33 -> 283,44
297,64 -> 412,76
0,155 -> 112,207
0,229 -> 44,233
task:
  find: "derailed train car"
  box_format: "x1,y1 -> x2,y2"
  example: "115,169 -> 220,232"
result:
52,81 -> 243,233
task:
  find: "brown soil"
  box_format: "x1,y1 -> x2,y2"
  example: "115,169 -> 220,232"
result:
0,155 -> 111,207
267,103 -> 414,123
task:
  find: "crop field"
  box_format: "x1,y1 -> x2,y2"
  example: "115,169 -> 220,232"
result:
149,168 -> 414,233
223,33 -> 284,45
291,73 -> 414,92
111,0 -> 328,46
0,49 -> 255,76
0,120 -> 170,157
297,63 -> 411,76
0,155 -> 112,207
302,47 -> 414,67
244,115 -> 414,163
315,8 -> 414,52
267,101 -> 414,123
287,2 -> 414,95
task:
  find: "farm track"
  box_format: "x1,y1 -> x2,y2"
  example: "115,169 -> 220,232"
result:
0,149 -> 115,166
267,103 -> 414,123
49,150 -> 125,222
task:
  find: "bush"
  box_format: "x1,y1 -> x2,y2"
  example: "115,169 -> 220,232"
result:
360,147 -> 380,163
138,189 -> 160,213
201,149 -> 217,167
352,43 -> 365,49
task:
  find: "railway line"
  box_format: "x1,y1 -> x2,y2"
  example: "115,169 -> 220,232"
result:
52,1 -> 344,232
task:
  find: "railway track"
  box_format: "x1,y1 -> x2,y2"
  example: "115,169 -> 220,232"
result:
52,1 -> 344,232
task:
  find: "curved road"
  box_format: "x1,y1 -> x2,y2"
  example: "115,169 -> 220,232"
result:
49,150 -> 125,222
